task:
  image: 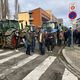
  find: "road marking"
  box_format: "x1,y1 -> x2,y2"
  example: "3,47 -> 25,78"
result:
12,54 -> 39,69
0,51 -> 14,56
62,69 -> 78,80
0,49 -> 3,51
23,56 -> 56,80
0,53 -> 24,64
0,54 -> 39,77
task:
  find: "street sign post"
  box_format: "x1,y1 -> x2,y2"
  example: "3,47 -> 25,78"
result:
69,2 -> 77,47
69,11 -> 77,46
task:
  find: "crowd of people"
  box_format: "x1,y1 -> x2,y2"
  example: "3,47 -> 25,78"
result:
14,27 -> 80,55
64,27 -> 80,47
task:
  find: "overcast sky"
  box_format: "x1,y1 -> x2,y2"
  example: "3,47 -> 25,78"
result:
9,0 -> 80,27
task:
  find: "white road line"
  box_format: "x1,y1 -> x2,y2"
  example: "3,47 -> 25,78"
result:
0,53 -> 24,64
12,54 -> 39,69
0,54 -> 39,77
23,56 -> 56,80
62,69 -> 78,80
0,51 -> 14,56
0,49 -> 3,51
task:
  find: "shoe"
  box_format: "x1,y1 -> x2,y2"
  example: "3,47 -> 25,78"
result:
41,53 -> 45,55
78,45 -> 80,47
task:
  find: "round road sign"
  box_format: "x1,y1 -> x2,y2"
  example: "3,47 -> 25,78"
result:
71,6 -> 75,10
68,11 -> 77,19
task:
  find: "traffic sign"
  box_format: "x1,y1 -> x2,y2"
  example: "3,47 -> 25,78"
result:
69,2 -> 76,11
68,11 -> 77,20
71,6 -> 75,10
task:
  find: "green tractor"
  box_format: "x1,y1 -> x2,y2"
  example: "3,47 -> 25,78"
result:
0,20 -> 24,49
42,21 -> 58,32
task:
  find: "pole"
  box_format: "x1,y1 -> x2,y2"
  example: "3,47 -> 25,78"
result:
71,28 -> 73,47
71,20 -> 74,47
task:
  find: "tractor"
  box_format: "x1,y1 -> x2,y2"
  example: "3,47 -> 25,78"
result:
0,20 -> 26,49
42,21 -> 58,45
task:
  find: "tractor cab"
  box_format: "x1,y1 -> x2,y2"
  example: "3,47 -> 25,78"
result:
42,21 -> 58,32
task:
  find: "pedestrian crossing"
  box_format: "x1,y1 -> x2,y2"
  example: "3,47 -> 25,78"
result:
23,56 -> 56,80
0,49 -> 78,80
0,49 -> 3,52
0,52 -> 24,64
0,54 -> 39,77
0,51 -> 14,56
62,68 -> 78,80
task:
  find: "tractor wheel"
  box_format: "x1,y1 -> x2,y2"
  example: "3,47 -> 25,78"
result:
11,35 -> 16,48
6,33 -> 17,49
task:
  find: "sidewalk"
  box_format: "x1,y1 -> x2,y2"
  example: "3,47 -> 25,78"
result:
62,45 -> 80,77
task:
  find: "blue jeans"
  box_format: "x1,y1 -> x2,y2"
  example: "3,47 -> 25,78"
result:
39,42 -> 45,55
31,39 -> 35,52
26,44 -> 31,55
67,36 -> 71,47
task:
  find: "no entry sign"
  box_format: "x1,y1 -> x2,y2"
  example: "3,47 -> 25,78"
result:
68,11 -> 77,20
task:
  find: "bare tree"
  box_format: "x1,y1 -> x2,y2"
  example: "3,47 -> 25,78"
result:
0,0 -> 2,19
15,0 -> 18,20
0,0 -> 10,20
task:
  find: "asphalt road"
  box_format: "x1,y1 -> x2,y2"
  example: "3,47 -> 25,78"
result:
0,46 -> 78,80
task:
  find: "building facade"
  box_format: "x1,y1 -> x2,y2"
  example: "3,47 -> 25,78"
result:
18,8 -> 58,29
18,12 -> 30,29
58,18 -> 63,26
46,10 -> 58,22
29,8 -> 51,28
